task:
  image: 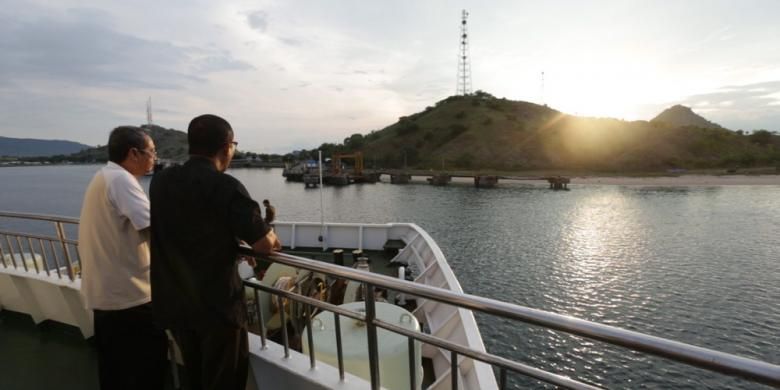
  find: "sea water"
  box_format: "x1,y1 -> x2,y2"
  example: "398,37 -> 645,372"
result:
1,165 -> 777,389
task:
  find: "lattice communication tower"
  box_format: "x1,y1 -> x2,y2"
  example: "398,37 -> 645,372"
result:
456,10 -> 472,96
146,97 -> 153,126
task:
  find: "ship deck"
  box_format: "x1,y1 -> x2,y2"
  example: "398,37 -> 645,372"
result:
0,310 -> 99,389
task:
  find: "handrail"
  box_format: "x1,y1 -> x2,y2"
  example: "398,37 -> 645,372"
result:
246,278 -> 601,389
0,211 -> 80,224
1,211 -> 80,281
257,251 -> 780,387
0,230 -> 78,245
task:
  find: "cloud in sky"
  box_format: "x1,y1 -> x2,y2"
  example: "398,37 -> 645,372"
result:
1,1 -> 779,153
677,81 -> 780,130
247,11 -> 269,33
0,8 -> 252,89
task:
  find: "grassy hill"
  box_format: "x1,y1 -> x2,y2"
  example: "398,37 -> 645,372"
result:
651,104 -> 722,129
42,125 -> 189,163
312,91 -> 780,172
37,124 -> 280,164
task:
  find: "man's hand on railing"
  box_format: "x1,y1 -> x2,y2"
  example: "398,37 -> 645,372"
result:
251,229 -> 282,255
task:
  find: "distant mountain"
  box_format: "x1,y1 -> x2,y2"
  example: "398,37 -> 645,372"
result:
297,92 -> 780,171
0,136 -> 92,157
651,105 -> 722,129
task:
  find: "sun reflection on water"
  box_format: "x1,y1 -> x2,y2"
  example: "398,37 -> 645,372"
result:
554,191 -> 647,321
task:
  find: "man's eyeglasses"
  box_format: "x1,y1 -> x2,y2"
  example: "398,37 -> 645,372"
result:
229,141 -> 238,148
136,148 -> 157,158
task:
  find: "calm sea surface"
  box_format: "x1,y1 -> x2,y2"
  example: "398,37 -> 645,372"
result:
1,165 -> 778,389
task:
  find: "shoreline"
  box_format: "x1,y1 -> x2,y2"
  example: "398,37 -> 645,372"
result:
3,164 -> 780,186
571,174 -> 780,186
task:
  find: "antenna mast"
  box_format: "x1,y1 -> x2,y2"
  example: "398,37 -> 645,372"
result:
146,97 -> 153,126
540,71 -> 546,106
456,10 -> 472,96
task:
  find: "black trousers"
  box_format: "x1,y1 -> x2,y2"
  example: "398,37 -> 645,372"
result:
173,325 -> 248,390
93,302 -> 168,390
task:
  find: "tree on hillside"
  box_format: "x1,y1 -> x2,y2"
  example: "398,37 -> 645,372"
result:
343,133 -> 365,150
749,130 -> 773,145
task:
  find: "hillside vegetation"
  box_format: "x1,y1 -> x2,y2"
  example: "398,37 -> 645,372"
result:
34,124 -> 281,163
305,91 -> 780,171
51,125 -> 189,162
651,104 -> 722,129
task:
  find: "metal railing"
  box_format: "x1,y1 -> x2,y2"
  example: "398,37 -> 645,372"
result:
2,211 -> 778,388
0,211 -> 80,281
245,252 -> 780,390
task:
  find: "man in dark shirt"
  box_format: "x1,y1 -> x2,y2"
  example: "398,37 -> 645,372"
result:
150,114 -> 281,390
262,199 -> 275,224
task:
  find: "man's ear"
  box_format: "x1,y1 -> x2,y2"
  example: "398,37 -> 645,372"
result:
218,143 -> 230,158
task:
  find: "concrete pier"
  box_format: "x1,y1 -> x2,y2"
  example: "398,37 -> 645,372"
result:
474,175 -> 498,188
390,174 -> 411,184
546,176 -> 570,190
427,174 -> 451,186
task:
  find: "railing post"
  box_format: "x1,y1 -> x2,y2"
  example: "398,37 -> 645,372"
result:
48,240 -> 62,279
54,221 -> 75,281
334,313 -> 345,381
5,235 -> 18,268
37,239 -> 51,276
0,237 -> 7,268
365,283 -> 381,390
278,295 -> 290,358
254,288 -> 267,349
27,237 -> 40,273
15,237 -> 28,272
451,350 -> 458,390
409,337 -> 417,390
305,304 -> 316,369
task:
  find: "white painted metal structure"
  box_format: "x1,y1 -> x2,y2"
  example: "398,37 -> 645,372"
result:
272,221 -> 499,390
0,213 -> 499,390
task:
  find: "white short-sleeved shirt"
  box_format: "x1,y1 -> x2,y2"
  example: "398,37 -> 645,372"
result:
78,162 -> 151,310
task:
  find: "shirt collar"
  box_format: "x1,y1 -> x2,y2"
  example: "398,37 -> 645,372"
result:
106,160 -> 129,173
186,155 -> 219,172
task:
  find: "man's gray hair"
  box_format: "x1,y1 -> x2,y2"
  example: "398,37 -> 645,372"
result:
108,126 -> 148,163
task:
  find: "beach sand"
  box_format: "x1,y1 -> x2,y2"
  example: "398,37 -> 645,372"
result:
572,175 -> 780,186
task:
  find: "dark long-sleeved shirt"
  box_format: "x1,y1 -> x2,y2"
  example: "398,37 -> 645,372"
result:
150,157 -> 269,330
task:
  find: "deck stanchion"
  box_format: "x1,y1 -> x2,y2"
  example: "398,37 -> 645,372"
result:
37,239 -> 50,276
27,237 -> 40,273
54,222 -> 74,281
278,295 -> 290,358
48,240 -> 62,279
73,246 -> 81,268
409,337 -> 416,390
451,350 -> 458,390
334,313 -> 345,381
306,304 -> 316,368
499,367 -> 507,390
5,235 -> 17,268
15,236 -> 28,272
254,288 -> 267,349
0,236 -> 7,268
365,283 -> 381,390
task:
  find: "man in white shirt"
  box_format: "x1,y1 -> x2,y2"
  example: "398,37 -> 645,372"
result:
78,126 -> 166,390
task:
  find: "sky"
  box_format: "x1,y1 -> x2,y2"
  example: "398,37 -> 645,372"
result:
1,0 -> 779,153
